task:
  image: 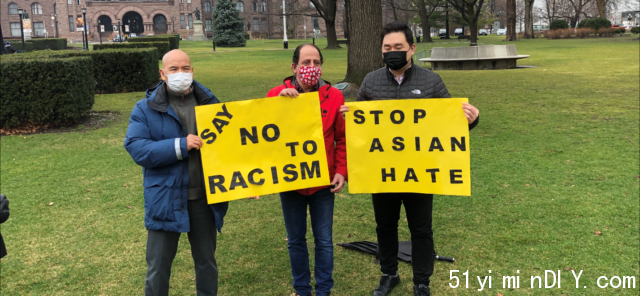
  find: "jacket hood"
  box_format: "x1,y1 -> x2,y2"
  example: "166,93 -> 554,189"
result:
145,80 -> 219,112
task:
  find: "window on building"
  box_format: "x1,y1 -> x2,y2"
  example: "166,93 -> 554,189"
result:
260,1 -> 266,12
76,0 -> 80,5
153,14 -> 167,30
253,18 -> 259,31
204,1 -> 211,12
10,22 -> 21,36
252,1 -> 257,11
188,14 -> 193,28
205,19 -> 212,31
180,14 -> 185,29
34,22 -> 45,36
261,18 -> 267,31
68,16 -> 74,32
236,1 -> 244,12
9,3 -> 18,14
187,0 -> 191,3
312,16 -> 319,29
179,0 -> 183,3
67,0 -> 71,4
54,4 -> 56,14
32,3 -> 42,15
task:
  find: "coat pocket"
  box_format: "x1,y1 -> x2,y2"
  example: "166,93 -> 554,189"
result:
144,175 -> 177,222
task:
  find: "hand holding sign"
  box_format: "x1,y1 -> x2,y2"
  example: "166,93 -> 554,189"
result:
186,134 -> 203,151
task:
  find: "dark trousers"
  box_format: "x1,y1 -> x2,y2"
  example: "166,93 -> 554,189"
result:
372,193 -> 434,286
145,198 -> 218,296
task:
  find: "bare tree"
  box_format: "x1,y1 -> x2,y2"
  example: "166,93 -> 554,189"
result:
565,0 -> 594,27
309,0 -> 341,49
446,0 -> 487,46
343,0 -> 384,85
516,0 -> 526,31
507,0 -> 517,40
416,0 -> 447,42
523,0 -> 535,38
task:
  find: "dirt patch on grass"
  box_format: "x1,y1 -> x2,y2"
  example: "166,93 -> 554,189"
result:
0,111 -> 120,136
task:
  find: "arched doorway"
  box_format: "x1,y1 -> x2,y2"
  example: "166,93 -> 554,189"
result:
122,11 -> 144,34
98,15 -> 113,32
153,14 -> 167,34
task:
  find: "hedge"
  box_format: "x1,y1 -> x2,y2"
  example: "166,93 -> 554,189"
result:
3,48 -> 160,94
1,56 -> 94,128
93,41 -> 170,60
30,38 -> 67,50
8,40 -> 34,52
578,17 -> 612,30
632,27 -> 640,34
550,19 -> 569,30
154,34 -> 180,50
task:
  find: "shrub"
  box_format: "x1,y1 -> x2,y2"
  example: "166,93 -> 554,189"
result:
578,17 -> 611,31
4,48 -> 160,94
30,38 -> 67,50
575,28 -> 592,38
597,28 -> 616,37
614,28 -> 626,34
632,27 -> 640,34
128,36 -> 170,44
550,19 -> 569,30
93,42 -> 170,60
1,56 -> 94,128
155,34 -> 180,50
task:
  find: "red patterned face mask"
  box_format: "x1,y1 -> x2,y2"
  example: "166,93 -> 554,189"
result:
297,66 -> 322,86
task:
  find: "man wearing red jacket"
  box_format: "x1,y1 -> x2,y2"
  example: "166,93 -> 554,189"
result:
266,44 -> 347,296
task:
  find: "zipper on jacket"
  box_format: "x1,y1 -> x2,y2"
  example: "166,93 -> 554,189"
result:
396,84 -> 400,100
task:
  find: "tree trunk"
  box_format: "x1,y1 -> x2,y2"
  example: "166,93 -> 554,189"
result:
343,0 -> 384,86
417,0 -> 433,42
468,4 -> 479,46
506,0 -> 517,41
325,19 -> 341,49
445,3 -> 450,39
595,0 -> 607,18
523,0 -> 535,38
344,0 -> 350,40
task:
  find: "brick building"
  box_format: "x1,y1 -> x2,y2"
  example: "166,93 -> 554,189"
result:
1,0 -> 345,43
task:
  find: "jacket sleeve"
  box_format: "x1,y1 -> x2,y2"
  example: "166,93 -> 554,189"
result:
0,195 -> 9,224
332,91 -> 348,181
433,75 -> 452,99
124,103 -> 189,169
355,74 -> 372,101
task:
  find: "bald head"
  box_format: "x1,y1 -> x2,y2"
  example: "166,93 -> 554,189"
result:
160,50 -> 193,88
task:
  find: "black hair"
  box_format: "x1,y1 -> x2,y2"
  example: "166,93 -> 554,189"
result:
292,44 -> 324,65
380,21 -> 414,47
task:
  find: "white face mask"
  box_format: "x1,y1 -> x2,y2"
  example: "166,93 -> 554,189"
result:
163,71 -> 193,93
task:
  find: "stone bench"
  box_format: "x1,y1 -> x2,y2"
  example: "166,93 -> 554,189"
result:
419,44 -> 530,70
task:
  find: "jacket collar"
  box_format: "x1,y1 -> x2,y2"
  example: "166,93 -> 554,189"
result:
282,76 -> 331,90
145,80 -> 220,112
386,59 -> 415,85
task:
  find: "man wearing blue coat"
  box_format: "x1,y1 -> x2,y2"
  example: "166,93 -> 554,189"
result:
124,50 -> 228,296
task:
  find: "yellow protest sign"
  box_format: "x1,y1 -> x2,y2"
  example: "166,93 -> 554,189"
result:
345,98 -> 471,196
196,92 -> 330,204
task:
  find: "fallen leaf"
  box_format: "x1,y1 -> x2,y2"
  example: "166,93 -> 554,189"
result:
503,184 -> 509,187
123,183 -> 129,187
525,184 -> 530,186
348,234 -> 352,238
86,189 -> 91,192
634,176 -> 639,179
126,206 -> 132,209
595,231 -> 602,235
564,267 -> 571,271
48,202 -> 54,206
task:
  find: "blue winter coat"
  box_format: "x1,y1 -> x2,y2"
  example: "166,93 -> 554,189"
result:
124,80 -> 228,233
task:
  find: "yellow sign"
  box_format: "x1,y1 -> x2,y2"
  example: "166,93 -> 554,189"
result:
345,98 -> 471,196
196,92 -> 330,204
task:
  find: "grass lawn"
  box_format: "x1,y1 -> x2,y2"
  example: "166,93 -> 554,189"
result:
1,35 -> 639,295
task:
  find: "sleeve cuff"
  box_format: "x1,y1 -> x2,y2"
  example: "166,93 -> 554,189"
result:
178,137 -> 189,160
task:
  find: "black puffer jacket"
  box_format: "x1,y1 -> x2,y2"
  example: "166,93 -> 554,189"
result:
356,63 -> 479,129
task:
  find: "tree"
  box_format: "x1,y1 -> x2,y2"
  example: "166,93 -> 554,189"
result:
506,0 -> 517,40
523,0 -> 535,38
310,0 -> 341,49
565,0 -> 594,28
416,0 -> 446,42
343,0 -> 384,85
446,0 -> 487,46
212,0 -> 246,47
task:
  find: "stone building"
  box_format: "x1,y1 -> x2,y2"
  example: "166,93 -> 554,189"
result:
1,0 -> 345,43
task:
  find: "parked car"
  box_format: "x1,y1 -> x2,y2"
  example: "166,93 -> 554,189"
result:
496,29 -> 506,35
479,29 -> 488,35
113,35 -> 124,42
454,28 -> 463,36
130,33 -> 137,38
438,29 -> 447,38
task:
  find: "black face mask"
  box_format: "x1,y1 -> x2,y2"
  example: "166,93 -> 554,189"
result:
383,51 -> 409,70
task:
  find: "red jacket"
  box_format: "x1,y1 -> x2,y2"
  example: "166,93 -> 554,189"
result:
267,77 -> 348,195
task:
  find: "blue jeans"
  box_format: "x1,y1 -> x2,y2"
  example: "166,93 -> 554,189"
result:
280,188 -> 335,296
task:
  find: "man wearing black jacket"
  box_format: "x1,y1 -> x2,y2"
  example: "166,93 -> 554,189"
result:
340,21 -> 479,296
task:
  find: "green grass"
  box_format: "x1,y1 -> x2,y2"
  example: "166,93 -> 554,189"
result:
1,36 -> 639,295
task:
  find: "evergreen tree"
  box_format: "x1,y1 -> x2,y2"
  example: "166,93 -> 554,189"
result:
212,0 -> 246,47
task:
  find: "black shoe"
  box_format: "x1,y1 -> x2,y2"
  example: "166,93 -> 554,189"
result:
373,273 -> 400,296
414,284 -> 431,296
